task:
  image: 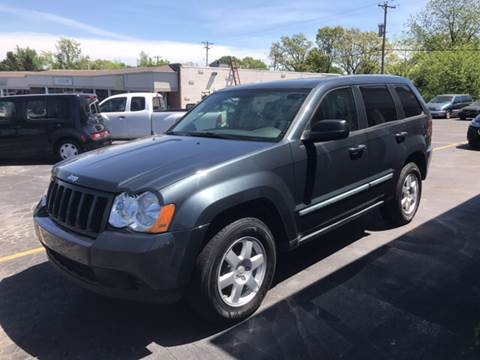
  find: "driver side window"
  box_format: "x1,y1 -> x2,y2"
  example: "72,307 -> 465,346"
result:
311,87 -> 358,131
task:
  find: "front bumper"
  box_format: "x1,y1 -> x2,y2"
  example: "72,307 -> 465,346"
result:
34,203 -> 208,303
429,110 -> 447,118
83,137 -> 111,151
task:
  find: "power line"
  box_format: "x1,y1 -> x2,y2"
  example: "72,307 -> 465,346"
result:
201,41 -> 213,67
378,1 -> 396,74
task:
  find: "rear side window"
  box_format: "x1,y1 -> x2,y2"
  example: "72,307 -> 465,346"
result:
47,98 -> 68,119
360,86 -> 397,126
131,97 -> 146,111
26,100 -> 47,120
311,87 -> 358,131
99,97 -> 126,112
152,96 -> 166,112
394,86 -> 423,118
0,100 -> 15,123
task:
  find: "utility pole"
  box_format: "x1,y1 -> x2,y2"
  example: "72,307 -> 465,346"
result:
378,1 -> 396,74
201,41 -> 213,67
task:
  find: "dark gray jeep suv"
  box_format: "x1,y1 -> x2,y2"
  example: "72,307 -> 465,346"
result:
34,75 -> 432,322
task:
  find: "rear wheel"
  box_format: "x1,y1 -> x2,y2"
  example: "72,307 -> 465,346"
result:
55,139 -> 81,161
188,218 -> 276,323
382,163 -> 422,226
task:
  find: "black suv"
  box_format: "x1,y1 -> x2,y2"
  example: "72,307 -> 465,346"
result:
34,76 -> 432,322
0,94 -> 110,162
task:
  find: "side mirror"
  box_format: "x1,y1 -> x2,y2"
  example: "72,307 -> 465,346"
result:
305,119 -> 350,142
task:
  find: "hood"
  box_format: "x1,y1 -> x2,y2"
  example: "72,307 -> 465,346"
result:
54,135 -> 274,193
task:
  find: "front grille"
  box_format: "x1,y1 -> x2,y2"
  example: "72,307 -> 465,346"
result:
46,178 -> 113,237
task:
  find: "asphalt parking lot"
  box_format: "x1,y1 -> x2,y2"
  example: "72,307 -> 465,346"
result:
1,119 -> 479,360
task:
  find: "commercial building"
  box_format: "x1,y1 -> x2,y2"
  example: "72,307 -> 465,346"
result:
0,64 -> 336,108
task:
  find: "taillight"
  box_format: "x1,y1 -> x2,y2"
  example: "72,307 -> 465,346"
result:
91,130 -> 109,141
426,117 -> 433,137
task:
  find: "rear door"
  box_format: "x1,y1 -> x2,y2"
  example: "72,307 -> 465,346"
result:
99,96 -> 128,139
295,86 -> 372,235
126,96 -> 151,138
0,99 -> 19,160
357,85 -> 406,201
15,96 -> 53,158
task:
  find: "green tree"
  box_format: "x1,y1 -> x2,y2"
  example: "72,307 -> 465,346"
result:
210,56 -> 268,70
137,51 -> 169,67
408,0 -> 480,49
334,29 -> 383,74
240,56 -> 268,70
88,59 -> 127,70
406,47 -> 480,100
269,33 -> 312,71
53,38 -> 85,69
315,26 -> 345,73
0,46 -> 45,71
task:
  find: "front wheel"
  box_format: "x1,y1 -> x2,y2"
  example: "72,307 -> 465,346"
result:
382,163 -> 422,226
445,110 -> 452,119
188,218 -> 276,323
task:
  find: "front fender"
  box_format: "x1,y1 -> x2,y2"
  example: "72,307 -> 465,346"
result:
170,171 -> 298,241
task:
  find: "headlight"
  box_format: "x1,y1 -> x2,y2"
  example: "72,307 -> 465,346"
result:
108,191 -> 175,233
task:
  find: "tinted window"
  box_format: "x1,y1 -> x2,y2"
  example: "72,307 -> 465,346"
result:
100,97 -> 126,112
26,100 -> 47,120
430,96 -> 453,103
47,98 -> 67,119
152,96 -> 166,112
131,97 -> 146,111
169,89 -> 309,141
360,86 -> 397,126
311,87 -> 358,130
0,100 -> 15,123
394,86 -> 423,118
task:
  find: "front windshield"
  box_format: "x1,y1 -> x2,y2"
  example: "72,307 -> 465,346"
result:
430,96 -> 453,103
167,88 -> 310,141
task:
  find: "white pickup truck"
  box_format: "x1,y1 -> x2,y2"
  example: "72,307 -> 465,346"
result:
99,93 -> 186,140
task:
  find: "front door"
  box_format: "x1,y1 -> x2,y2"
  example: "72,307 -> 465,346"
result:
99,96 -> 128,139
126,96 -> 150,138
293,86 -> 372,236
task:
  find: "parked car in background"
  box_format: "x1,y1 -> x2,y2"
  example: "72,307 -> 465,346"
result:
427,94 -> 472,119
34,75 -> 432,323
459,100 -> 480,120
99,93 -> 186,139
467,114 -> 480,148
0,94 -> 110,162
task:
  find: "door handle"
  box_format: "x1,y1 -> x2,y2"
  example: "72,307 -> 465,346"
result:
349,144 -> 367,158
117,116 -> 125,119
395,131 -> 408,143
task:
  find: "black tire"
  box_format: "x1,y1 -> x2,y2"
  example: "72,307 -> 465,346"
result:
188,217 -> 276,323
460,115 -> 466,120
54,138 -> 82,161
382,163 -> 422,226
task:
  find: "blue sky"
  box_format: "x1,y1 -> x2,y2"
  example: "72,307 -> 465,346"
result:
0,0 -> 427,66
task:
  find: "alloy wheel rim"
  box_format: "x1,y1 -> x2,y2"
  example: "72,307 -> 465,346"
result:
59,143 -> 79,159
401,173 -> 419,216
217,236 -> 267,308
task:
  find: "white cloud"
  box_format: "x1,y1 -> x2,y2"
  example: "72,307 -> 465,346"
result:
0,4 -> 133,41
0,32 -> 269,66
